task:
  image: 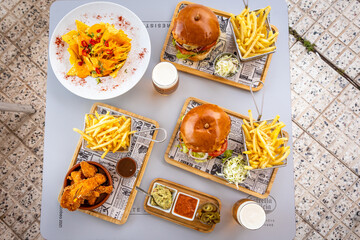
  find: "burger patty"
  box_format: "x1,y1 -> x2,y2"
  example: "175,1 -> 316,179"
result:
174,39 -> 217,54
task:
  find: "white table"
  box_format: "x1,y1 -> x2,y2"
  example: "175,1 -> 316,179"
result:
41,0 -> 295,239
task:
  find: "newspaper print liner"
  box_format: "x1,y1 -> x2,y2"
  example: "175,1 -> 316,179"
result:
165,97 -> 278,199
160,1 -> 274,91
58,103 -> 159,225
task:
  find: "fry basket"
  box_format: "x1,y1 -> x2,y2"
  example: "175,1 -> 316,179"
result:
230,0 -> 277,62
81,113 -> 167,154
241,80 -> 288,170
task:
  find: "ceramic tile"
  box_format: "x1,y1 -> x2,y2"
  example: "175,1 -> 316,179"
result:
31,141 -> 44,160
343,0 -> 360,21
333,0 -> 352,12
0,229 -> 20,240
12,0 -> 32,18
324,160 -> 347,182
326,223 -> 351,240
2,0 -> 20,10
22,221 -> 40,240
0,5 -> 8,19
14,117 -> 37,139
297,51 -> 317,71
0,158 -> 14,176
338,85 -> 359,104
293,131 -> 313,154
335,168 -> 359,192
20,6 -> 40,27
298,167 -> 321,188
318,7 -> 341,28
342,204 -> 360,230
16,29 -> 36,49
294,180 -> 307,201
302,82 -> 326,105
341,143 -> 360,168
295,106 -> 319,129
24,128 -> 43,149
0,189 -> 14,216
19,185 -> 40,209
10,177 -> 32,199
295,193 -> 316,218
290,41 -> 307,62
304,202 -> 328,226
349,35 -> 360,54
291,96 -> 310,120
293,152 -> 308,180
339,24 -> 360,46
323,99 -> 345,122
3,112 -> 26,131
17,154 -> 38,175
5,22 -> 26,41
320,185 -> 342,208
315,212 -> 337,236
289,33 -> 297,48
318,63 -> 337,88
290,62 -> 303,80
310,175 -> 331,199
2,43 -> 20,64
292,73 -> 314,95
355,224 -> 360,237
328,15 -> 349,37
318,124 -> 339,148
331,195 -> 354,219
307,58 -> 326,80
334,49 -> 356,70
31,14 -> 48,35
304,23 -> 325,43
345,232 -> 360,240
308,1 -> 330,21
327,134 -> 349,158
324,40 -> 346,61
294,14 -> 315,36
288,6 -> 304,28
295,214 -> 313,239
7,144 -> 31,166
348,95 -> 360,116
0,132 -> 20,156
0,13 -> 17,33
26,160 -> 42,188
0,220 -> 6,235
0,169 -> 21,191
325,75 -> 349,96
306,230 -> 324,240
311,88 -> 335,112
291,121 -> 304,140
313,150 -> 336,173
29,197 -> 41,219
345,57 -> 360,79
314,31 -> 334,53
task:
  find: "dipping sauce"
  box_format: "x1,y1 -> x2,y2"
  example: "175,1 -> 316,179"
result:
173,193 -> 198,219
232,199 -> 266,230
150,184 -> 173,210
116,157 -> 137,178
152,62 -> 179,95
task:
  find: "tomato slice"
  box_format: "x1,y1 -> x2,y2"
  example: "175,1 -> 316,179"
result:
208,140 -> 228,157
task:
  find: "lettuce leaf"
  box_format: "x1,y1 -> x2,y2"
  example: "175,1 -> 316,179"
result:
176,51 -> 195,59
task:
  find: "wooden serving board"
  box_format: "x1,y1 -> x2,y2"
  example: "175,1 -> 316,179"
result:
165,97 -> 278,199
58,102 -> 159,225
144,178 -> 221,233
160,1 -> 275,92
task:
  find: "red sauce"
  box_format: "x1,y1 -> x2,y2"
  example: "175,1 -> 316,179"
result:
138,48 -> 147,59
174,194 -> 198,218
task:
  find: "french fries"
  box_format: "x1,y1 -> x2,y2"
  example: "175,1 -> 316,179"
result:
73,112 -> 136,159
231,6 -> 278,59
242,110 -> 290,169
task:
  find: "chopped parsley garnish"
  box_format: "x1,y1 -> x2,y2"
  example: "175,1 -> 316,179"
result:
96,78 -> 101,84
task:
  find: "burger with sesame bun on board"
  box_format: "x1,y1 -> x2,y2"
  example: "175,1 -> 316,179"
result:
178,104 -> 231,162
171,4 -> 220,61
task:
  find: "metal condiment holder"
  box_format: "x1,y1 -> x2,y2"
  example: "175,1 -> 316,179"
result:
241,80 -> 288,170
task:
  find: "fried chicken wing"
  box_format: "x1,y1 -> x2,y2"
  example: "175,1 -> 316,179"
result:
67,170 -> 84,184
84,185 -> 113,205
60,173 -> 106,211
80,161 -> 98,178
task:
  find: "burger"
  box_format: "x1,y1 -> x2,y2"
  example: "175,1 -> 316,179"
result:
172,4 -> 220,61
179,104 -> 231,161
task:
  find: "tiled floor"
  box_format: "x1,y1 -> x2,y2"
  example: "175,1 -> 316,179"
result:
0,0 -> 359,239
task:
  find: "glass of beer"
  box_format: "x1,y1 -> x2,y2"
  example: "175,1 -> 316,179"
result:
232,199 -> 266,230
152,62 -> 179,95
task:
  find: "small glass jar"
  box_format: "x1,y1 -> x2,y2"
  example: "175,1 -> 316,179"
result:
152,62 -> 179,95
232,199 -> 266,230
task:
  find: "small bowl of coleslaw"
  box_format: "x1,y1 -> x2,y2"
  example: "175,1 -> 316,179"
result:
217,154 -> 250,189
213,53 -> 240,78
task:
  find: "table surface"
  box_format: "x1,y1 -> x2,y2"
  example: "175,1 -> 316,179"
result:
40,0 -> 295,239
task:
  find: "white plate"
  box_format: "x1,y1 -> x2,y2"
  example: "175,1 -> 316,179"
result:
49,2 -> 151,100
147,183 -> 177,213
